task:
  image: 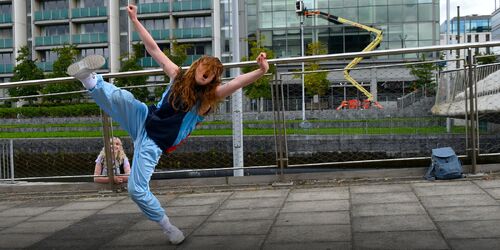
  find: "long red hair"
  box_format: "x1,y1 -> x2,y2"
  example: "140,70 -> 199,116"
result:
169,56 -> 224,115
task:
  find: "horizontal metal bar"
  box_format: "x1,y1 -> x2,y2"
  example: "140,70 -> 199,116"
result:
2,41 -> 499,89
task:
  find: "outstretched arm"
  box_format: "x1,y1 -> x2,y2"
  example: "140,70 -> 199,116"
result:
127,5 -> 179,79
215,52 -> 269,99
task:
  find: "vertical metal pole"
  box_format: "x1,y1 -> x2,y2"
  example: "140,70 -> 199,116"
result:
445,0 -> 452,132
279,73 -> 289,173
456,6 -> 460,69
9,139 -> 14,183
300,15 -> 306,121
467,48 -> 477,173
231,0 -> 243,176
101,112 -> 115,190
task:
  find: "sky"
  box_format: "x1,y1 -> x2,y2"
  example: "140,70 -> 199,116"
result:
440,0 -> 497,22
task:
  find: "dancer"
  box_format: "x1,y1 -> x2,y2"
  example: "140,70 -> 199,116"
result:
67,4 -> 269,245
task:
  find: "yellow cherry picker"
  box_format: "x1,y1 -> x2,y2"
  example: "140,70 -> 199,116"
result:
295,1 -> 384,109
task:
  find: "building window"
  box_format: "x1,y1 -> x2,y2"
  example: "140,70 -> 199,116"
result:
41,0 -> 67,10
40,50 -> 59,62
83,22 -> 108,33
0,3 -> 12,14
0,28 -> 12,39
467,35 -> 471,43
83,0 -> 106,7
486,34 -> 490,41
81,47 -> 109,58
141,19 -> 169,30
42,25 -> 69,36
178,16 -> 211,28
0,52 -> 12,64
475,34 -> 479,42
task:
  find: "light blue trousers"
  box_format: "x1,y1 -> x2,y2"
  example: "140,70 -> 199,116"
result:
90,75 -> 166,222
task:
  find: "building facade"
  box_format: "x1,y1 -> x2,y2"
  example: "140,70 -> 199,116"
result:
440,14 -> 492,59
0,0 -> 443,106
492,7 -> 500,54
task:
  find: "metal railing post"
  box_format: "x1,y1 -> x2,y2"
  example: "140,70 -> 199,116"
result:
9,139 -> 14,183
467,48 -> 477,173
101,112 -> 115,191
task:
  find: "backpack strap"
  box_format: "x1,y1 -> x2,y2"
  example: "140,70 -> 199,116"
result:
424,162 -> 436,181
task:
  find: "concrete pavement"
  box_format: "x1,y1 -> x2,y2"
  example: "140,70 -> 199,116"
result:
1,177 -> 500,249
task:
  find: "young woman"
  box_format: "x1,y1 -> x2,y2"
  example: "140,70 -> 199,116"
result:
67,4 -> 269,245
93,137 -> 130,184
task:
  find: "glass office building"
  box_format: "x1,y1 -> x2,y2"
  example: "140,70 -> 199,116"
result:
245,0 -> 440,59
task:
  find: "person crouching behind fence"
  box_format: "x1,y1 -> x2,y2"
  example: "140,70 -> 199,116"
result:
66,4 -> 269,246
93,137 -> 131,185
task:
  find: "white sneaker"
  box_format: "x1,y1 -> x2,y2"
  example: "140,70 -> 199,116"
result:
164,225 -> 185,245
67,55 -> 105,80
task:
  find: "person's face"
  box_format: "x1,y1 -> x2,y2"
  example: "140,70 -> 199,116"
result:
111,139 -> 121,152
194,63 -> 216,86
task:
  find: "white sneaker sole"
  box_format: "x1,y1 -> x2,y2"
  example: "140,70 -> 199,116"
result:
67,55 -> 105,77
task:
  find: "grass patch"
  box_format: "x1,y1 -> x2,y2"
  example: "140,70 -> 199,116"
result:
0,126 -> 466,138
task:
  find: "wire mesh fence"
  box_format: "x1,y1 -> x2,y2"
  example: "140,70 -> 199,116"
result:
1,43 -> 500,182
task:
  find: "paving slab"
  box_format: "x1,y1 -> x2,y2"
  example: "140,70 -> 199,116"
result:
483,187 -> 500,199
419,194 -> 498,207
208,207 -> 279,221
232,189 -> 289,199
354,231 -> 448,249
275,211 -> 350,226
166,204 -> 218,216
352,215 -> 436,232
220,197 -> 285,209
448,238 -> 500,250
0,216 -> 29,228
1,220 -> 74,234
427,205 -> 500,221
352,202 -> 426,217
473,179 -> 500,188
29,209 -> 97,222
412,182 -> 483,196
178,235 -> 265,250
53,200 -> 117,211
267,224 -> 351,243
0,233 -> 49,249
351,192 -> 419,204
0,206 -> 53,217
287,187 -> 349,201
262,242 -> 351,250
194,220 -> 273,235
281,199 -> 349,212
438,220 -> 500,238
350,184 -> 412,193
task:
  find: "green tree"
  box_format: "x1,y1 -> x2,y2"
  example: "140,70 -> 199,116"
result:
9,46 -> 44,104
115,43 -> 149,102
242,36 -> 275,112
293,42 -> 329,110
41,44 -> 81,103
407,54 -> 438,95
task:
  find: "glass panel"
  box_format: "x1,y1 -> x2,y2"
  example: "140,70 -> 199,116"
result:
418,22 -> 433,40
403,23 -> 418,40
374,6 -> 387,23
358,7 -> 373,24
388,5 -> 403,23
418,3 -> 432,21
403,4 -> 417,22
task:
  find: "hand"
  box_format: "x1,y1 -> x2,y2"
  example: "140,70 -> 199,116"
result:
114,176 -> 123,184
127,4 -> 138,21
256,52 -> 269,74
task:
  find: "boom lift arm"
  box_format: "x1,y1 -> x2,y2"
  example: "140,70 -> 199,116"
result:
296,1 -> 384,109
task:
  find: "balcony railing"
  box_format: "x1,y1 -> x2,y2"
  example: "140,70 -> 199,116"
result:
72,33 -> 108,44
172,0 -> 212,12
172,27 -> 211,39
34,35 -> 70,46
0,38 -> 13,49
139,57 -> 160,68
35,62 -> 53,72
140,55 -> 202,67
132,29 -> 169,41
0,64 -> 13,74
71,7 -> 107,18
137,2 -> 169,14
183,54 -> 202,66
0,13 -> 12,24
34,9 -> 69,21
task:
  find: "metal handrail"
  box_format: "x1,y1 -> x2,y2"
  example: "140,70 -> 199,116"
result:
1,41 -> 499,89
